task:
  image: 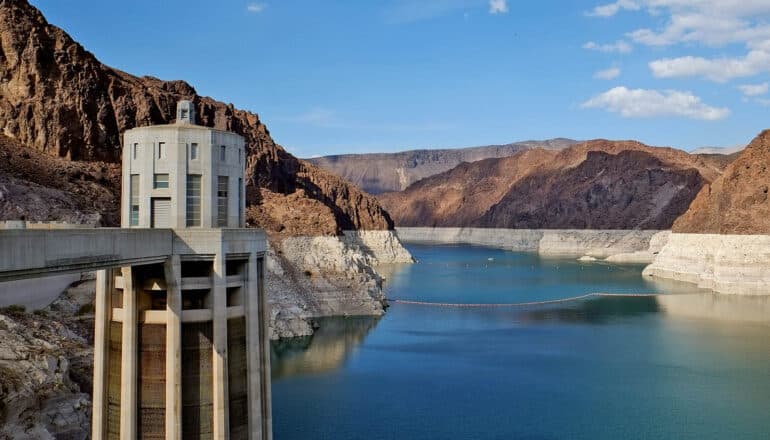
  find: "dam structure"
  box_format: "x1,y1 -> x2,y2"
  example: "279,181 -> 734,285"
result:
0,101 -> 272,439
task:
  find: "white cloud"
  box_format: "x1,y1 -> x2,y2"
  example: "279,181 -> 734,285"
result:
582,86 -> 730,120
649,48 -> 770,82
247,3 -> 266,13
587,0 -> 640,18
489,0 -> 508,14
588,0 -> 770,82
583,40 -> 633,54
594,67 -> 622,80
738,82 -> 770,96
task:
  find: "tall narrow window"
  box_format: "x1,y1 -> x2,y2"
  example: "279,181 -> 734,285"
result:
153,174 -> 169,189
220,145 -> 226,162
189,143 -> 199,160
130,174 -> 140,226
217,176 -> 229,227
238,178 -> 243,226
132,143 -> 139,160
186,175 -> 201,227
158,142 -> 166,159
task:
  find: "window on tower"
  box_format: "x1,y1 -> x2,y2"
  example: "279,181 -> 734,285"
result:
217,176 -> 229,227
130,174 -> 140,226
186,175 -> 201,227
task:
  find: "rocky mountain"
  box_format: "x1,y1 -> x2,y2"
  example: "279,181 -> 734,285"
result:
0,0 -> 391,235
306,138 -> 577,194
378,140 -> 734,230
674,130 -> 770,234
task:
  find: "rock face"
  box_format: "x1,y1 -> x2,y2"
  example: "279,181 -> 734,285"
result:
643,233 -> 770,295
674,130 -> 770,234
0,135 -> 120,225
266,231 -> 413,339
0,280 -> 95,440
306,138 -> 577,194
380,140 -> 732,230
0,0 -> 392,234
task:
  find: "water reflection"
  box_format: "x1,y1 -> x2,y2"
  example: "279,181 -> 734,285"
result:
519,295 -> 660,324
657,293 -> 770,325
271,316 -> 380,379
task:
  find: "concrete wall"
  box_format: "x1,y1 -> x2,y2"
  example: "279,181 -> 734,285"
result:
395,227 -> 667,261
122,124 -> 245,229
0,228 -> 266,281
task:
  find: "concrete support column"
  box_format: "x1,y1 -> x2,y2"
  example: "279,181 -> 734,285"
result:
164,256 -> 182,440
120,266 -> 138,440
92,269 -> 113,439
245,252 -> 272,440
212,251 -> 230,439
257,255 -> 272,440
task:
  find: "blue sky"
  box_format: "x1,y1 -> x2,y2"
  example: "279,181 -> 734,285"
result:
30,0 -> 770,156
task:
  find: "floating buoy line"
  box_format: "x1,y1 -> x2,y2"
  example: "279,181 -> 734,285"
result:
388,292 -> 660,308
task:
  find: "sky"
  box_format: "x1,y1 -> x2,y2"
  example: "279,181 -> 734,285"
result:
30,0 -> 770,157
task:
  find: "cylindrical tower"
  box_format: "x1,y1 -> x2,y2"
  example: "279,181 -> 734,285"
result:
92,102 -> 272,440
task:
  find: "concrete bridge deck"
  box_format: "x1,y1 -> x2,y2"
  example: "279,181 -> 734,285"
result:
0,228 -> 267,282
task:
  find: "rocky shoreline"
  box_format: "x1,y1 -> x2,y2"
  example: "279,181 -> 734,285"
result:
396,227 -> 669,263
267,231 -> 413,339
643,233 -> 770,295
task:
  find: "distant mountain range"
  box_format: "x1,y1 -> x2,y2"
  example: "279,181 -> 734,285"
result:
690,145 -> 746,155
305,138 -> 577,194
377,140 -> 736,230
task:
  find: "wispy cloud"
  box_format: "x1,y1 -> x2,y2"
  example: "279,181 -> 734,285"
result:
582,86 -> 730,120
583,40 -> 633,54
649,46 -> 770,82
739,82 -> 770,96
594,67 -> 621,80
586,0 -> 640,18
587,1 -> 770,82
489,0 -> 508,14
247,3 -> 267,13
287,107 -> 450,132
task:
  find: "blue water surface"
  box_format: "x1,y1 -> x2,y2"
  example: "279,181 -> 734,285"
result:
271,244 -> 770,440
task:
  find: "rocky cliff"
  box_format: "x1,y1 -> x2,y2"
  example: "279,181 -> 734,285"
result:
306,138 -> 577,194
0,0 -> 392,235
673,130 -> 770,234
379,140 -> 733,230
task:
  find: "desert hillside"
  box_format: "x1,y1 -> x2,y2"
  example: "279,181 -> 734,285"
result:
674,130 -> 770,234
378,140 -> 736,230
0,0 -> 391,235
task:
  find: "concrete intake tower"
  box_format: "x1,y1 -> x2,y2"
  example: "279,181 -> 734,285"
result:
90,100 -> 272,439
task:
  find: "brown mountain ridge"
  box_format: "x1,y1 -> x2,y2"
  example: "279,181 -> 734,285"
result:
0,0 -> 391,235
674,130 -> 770,234
378,140 -> 736,230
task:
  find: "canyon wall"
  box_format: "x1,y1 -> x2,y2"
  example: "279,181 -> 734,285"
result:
396,227 -> 668,262
644,131 -> 770,294
267,230 -> 413,339
379,140 -> 732,230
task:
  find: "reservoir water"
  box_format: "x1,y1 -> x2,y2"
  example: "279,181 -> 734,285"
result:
272,244 -> 770,439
